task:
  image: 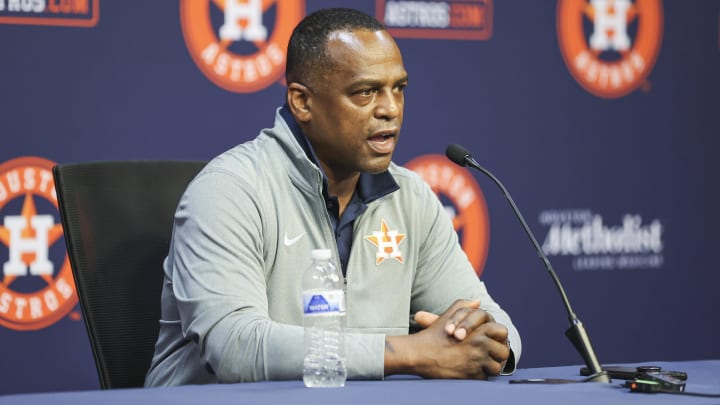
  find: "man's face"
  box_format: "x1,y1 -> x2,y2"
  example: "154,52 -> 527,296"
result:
304,30 -> 408,179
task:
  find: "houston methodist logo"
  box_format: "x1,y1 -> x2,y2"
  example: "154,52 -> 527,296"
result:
180,0 -> 305,94
0,157 -> 77,331
0,0 -> 99,27
377,0 -> 493,40
539,209 -> 664,271
557,0 -> 663,98
405,155 -> 489,276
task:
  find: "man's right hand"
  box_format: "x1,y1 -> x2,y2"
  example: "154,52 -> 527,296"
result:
384,299 -> 510,379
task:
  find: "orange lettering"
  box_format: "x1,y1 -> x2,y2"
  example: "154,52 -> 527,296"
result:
48,0 -> 89,14
73,0 -> 88,14
450,4 -> 484,28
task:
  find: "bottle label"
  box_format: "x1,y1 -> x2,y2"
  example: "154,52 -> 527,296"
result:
302,290 -> 345,316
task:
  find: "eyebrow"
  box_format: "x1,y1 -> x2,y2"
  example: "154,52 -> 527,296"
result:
350,74 -> 409,89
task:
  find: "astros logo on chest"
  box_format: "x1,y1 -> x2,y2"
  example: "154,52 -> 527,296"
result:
365,219 -> 406,265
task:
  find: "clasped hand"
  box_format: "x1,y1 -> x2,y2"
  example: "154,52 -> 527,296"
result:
413,299 -> 510,379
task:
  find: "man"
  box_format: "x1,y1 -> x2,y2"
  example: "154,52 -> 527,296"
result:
145,7 -> 520,386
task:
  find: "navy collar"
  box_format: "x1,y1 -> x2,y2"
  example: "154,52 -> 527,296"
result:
280,105 -> 399,203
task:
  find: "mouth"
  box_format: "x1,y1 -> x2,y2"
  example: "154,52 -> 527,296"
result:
367,130 -> 398,155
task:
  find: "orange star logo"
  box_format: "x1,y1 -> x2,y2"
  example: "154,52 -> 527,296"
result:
0,193 -> 64,286
365,219 -> 406,265
558,0 -> 662,98
0,156 -> 78,331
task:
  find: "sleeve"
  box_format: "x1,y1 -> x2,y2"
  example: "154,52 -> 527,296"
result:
408,180 -> 522,373
169,170 -> 384,382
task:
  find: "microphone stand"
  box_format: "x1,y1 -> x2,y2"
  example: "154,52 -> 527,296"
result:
447,145 -> 610,383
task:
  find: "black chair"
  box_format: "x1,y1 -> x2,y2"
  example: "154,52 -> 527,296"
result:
53,160 -> 206,389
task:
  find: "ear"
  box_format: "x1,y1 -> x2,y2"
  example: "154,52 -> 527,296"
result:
286,82 -> 313,123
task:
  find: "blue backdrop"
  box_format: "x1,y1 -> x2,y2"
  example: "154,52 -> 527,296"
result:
1,0 -> 718,394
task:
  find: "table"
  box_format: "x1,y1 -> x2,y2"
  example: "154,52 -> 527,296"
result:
2,360 -> 718,405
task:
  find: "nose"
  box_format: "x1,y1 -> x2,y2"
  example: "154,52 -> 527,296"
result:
374,88 -> 403,120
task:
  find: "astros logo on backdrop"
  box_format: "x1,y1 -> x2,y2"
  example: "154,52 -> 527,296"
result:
180,0 -> 305,94
0,157 -> 77,331
405,155 -> 489,276
557,0 -> 663,98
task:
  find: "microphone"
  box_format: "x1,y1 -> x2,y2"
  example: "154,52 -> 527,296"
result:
445,144 -> 610,383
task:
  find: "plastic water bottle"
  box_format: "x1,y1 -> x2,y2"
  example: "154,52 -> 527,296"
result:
302,248 -> 347,387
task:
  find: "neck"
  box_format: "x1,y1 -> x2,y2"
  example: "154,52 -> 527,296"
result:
324,168 -> 360,217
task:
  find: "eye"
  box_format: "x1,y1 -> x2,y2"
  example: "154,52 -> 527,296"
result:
356,88 -> 377,97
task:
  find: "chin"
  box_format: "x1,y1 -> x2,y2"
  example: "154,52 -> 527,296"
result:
364,160 -> 392,174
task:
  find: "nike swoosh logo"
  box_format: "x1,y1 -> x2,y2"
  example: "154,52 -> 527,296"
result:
283,232 -> 305,246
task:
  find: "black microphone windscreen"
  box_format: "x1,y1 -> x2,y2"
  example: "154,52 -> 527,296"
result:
445,144 -> 472,167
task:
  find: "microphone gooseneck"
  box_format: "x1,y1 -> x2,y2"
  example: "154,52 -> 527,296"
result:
445,143 -> 610,383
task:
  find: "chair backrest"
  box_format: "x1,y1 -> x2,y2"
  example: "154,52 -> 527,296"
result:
53,160 -> 206,389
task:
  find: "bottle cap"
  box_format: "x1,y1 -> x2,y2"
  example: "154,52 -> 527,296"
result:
311,249 -> 332,260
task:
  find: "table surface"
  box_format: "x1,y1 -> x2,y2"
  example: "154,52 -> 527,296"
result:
2,360 -> 719,405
